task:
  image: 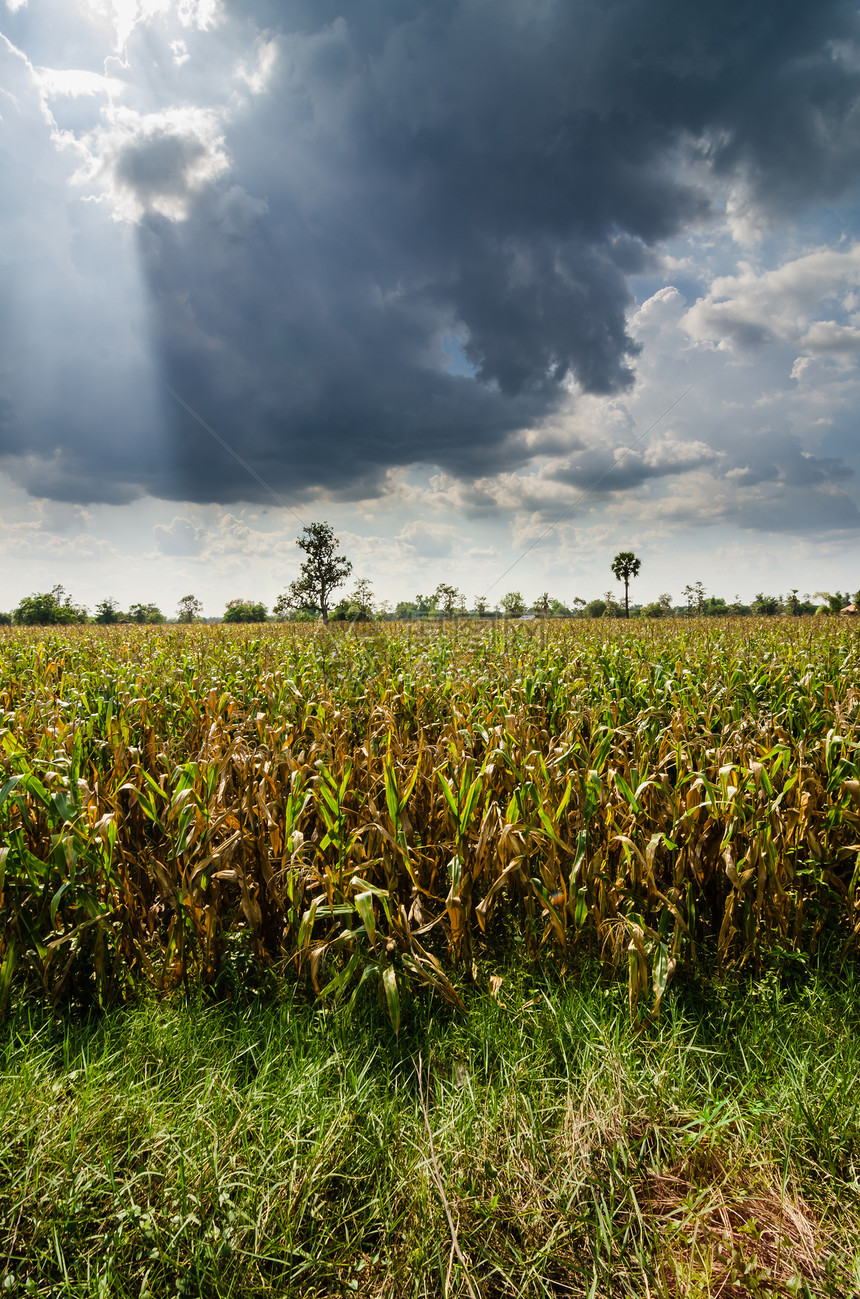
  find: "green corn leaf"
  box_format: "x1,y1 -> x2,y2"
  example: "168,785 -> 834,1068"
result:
319,950 -> 362,999
384,760 -> 401,826
354,892 -> 377,947
0,775 -> 22,809
437,771 -> 459,823
0,938 -> 16,1020
461,773 -> 483,830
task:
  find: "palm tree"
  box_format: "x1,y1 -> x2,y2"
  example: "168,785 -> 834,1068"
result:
610,551 -> 641,618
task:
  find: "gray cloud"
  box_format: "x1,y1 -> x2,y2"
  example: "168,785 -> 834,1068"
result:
111,123 -> 223,216
3,0 -> 860,506
550,438 -> 718,494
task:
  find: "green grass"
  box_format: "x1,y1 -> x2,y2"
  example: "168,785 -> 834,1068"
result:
2,962 -> 860,1297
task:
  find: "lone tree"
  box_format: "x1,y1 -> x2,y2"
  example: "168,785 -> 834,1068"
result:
611,551 -> 641,618
281,522 -> 352,624
434,582 -> 461,618
177,594 -> 203,623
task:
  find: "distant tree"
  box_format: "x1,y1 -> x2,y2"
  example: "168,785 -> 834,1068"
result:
394,600 -> 418,620
351,578 -> 375,620
273,591 -> 310,620
533,592 -> 551,617
702,597 -> 729,616
751,592 -> 782,616
329,589 -> 374,623
277,522 -> 352,624
0,611 -> 11,625
584,598 -> 607,619
658,593 -> 673,612
610,552 -> 641,618
128,602 -> 165,624
14,586 -> 86,625
682,581 -> 707,615
813,590 -> 845,613
95,597 -> 122,624
474,595 -> 489,618
499,591 -> 526,617
434,582 -> 461,618
414,592 -> 437,619
223,599 -> 267,623
550,598 -> 571,617
177,594 -> 203,623
642,601 -> 665,619
570,596 -> 586,617
602,590 -> 622,618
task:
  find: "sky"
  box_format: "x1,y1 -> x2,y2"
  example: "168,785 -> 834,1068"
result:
2,0 -> 860,617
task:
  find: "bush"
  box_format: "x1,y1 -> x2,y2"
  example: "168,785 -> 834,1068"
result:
223,600 -> 268,623
13,587 -> 86,625
128,603 -> 165,624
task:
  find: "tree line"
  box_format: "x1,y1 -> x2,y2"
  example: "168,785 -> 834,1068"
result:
2,527 -> 857,625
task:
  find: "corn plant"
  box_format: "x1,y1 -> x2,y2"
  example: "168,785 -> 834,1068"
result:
1,617 -> 859,1027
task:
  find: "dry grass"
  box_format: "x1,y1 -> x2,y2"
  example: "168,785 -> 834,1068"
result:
646,1168 -> 822,1297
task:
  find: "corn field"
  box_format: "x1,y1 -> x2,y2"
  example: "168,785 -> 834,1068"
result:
2,619 -> 860,1027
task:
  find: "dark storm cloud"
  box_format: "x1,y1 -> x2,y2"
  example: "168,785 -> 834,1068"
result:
4,0 -> 860,504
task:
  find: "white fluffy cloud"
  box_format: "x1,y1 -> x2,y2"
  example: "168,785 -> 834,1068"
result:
77,0 -> 222,52
153,514 -> 205,555
682,245 -> 860,358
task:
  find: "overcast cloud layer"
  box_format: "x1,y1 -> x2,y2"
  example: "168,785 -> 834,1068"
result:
2,0 -> 860,508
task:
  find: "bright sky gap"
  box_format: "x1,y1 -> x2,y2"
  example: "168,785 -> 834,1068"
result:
482,386 -> 695,597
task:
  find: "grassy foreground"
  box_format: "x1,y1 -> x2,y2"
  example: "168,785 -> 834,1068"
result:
2,964 -> 860,1298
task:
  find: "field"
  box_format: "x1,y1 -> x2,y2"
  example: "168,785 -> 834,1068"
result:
2,618 -> 860,1018
2,618 -> 860,1296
